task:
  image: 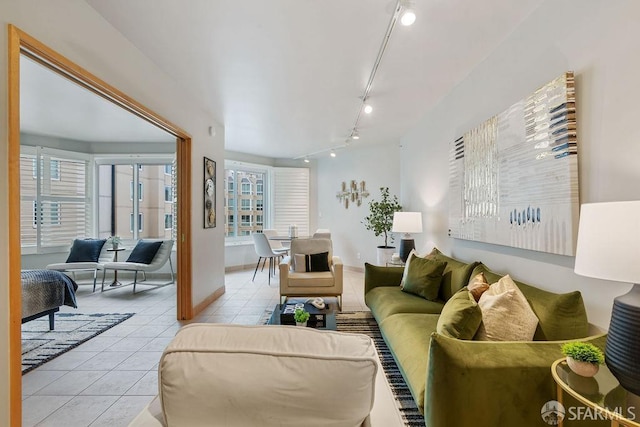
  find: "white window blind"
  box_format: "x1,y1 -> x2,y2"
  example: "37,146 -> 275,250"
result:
273,167 -> 310,237
21,147 -> 91,253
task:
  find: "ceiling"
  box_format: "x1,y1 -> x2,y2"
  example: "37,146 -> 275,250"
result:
20,55 -> 175,144
44,0 -> 543,158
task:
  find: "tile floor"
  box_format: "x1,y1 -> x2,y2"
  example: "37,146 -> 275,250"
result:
22,267 -> 367,426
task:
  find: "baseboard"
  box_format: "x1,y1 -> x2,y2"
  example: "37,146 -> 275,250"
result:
193,286 -> 226,316
225,264 -> 254,273
344,265 -> 364,273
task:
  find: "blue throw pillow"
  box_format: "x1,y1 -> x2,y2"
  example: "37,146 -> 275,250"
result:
66,239 -> 107,263
126,240 -> 163,264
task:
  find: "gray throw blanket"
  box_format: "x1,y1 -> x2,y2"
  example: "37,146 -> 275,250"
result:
21,270 -> 78,319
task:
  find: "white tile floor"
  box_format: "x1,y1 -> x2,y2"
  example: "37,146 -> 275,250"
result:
22,267 -> 367,426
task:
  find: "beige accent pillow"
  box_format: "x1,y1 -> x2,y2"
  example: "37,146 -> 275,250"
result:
294,254 -> 306,272
475,275 -> 539,341
468,272 -> 490,302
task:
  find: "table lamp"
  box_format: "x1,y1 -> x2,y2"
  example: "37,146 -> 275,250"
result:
392,212 -> 423,262
574,201 -> 640,395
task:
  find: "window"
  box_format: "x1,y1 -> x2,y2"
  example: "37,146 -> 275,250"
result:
130,212 -> 143,232
130,181 -> 143,201
32,158 -> 60,180
98,162 -> 175,241
256,199 -> 263,211
257,179 -> 264,195
241,199 -> 251,211
21,148 -> 89,253
241,179 -> 251,195
256,214 -> 263,226
164,164 -> 172,175
241,215 -> 251,226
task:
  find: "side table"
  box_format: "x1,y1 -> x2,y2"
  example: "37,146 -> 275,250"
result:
551,358 -> 640,426
106,247 -> 126,287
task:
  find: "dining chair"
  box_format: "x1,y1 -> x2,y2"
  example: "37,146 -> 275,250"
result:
262,229 -> 290,256
252,232 -> 283,286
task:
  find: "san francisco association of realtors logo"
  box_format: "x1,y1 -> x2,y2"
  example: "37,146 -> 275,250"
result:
541,400 -> 566,425
541,399 -> 636,424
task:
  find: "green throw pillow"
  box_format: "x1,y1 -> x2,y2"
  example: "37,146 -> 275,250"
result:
436,287 -> 482,340
401,257 -> 447,301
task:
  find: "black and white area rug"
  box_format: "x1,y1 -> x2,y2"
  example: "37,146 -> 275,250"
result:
21,312 -> 134,374
261,310 -> 426,427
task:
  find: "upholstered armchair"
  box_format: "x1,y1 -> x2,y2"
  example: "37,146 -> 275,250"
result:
279,238 -> 343,310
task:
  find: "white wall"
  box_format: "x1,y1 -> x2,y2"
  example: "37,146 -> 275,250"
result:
316,144 -> 401,268
400,0 -> 640,329
0,1 -> 226,421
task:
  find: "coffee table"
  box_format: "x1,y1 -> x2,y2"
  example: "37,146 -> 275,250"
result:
268,302 -> 337,330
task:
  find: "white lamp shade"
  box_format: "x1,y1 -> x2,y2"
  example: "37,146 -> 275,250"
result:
392,212 -> 423,234
574,201 -> 640,284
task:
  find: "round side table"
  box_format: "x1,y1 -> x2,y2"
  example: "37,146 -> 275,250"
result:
106,247 -> 126,287
552,358 -> 640,426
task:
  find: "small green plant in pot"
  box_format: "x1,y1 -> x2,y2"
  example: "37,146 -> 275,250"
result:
562,342 -> 604,377
294,308 -> 310,327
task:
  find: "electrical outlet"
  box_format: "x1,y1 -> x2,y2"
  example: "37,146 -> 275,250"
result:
357,252 -> 361,259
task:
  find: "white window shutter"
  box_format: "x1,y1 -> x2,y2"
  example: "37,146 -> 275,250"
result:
273,167 -> 309,237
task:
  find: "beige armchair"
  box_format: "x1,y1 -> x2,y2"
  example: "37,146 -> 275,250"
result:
279,238 -> 343,310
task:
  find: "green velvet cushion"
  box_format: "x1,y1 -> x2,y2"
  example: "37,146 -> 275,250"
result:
401,257 -> 447,300
470,264 -> 589,340
365,286 -> 445,321
429,248 -> 480,301
436,287 -> 482,339
379,313 -> 440,415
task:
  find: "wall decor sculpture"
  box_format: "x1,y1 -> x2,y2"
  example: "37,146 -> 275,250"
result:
204,157 -> 216,228
336,180 -> 369,209
448,72 -> 578,256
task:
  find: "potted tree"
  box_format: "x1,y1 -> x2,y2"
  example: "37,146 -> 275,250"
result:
562,342 -> 605,377
363,187 -> 402,265
294,308 -> 310,327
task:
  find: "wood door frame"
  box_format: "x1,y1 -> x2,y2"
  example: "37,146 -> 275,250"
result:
8,25 -> 193,426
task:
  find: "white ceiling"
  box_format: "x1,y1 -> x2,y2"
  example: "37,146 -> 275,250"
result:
66,0 -> 543,158
20,55 -> 175,144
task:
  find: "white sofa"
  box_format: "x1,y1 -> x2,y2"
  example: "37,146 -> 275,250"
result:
130,324 -> 404,427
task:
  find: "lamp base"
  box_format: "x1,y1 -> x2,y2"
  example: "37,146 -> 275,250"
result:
399,239 -> 415,263
606,283 -> 640,395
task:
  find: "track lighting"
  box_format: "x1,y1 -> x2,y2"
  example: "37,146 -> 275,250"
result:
303,158 -> 310,163
330,151 -> 337,158
364,103 -> 373,114
400,0 -> 416,26
351,130 -> 360,140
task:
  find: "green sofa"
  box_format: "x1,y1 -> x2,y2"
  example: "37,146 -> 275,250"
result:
364,250 -> 607,427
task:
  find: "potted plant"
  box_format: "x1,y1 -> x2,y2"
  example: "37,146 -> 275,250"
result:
561,342 -> 604,377
362,187 -> 402,265
108,235 -> 121,250
294,308 -> 310,327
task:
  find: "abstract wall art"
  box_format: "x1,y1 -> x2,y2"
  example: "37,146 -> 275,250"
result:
448,72 -> 578,256
204,157 -> 216,228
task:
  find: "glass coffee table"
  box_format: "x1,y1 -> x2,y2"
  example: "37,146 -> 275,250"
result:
268,302 -> 337,330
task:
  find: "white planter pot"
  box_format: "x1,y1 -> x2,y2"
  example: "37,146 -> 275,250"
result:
567,357 -> 599,377
296,321 -> 307,327
376,246 -> 396,266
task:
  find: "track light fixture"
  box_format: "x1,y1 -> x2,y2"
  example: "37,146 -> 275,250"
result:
294,0 -> 415,161
303,157 -> 310,163
400,0 -> 416,26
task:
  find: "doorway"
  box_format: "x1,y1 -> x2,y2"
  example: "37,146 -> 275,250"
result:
8,25 -> 193,426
